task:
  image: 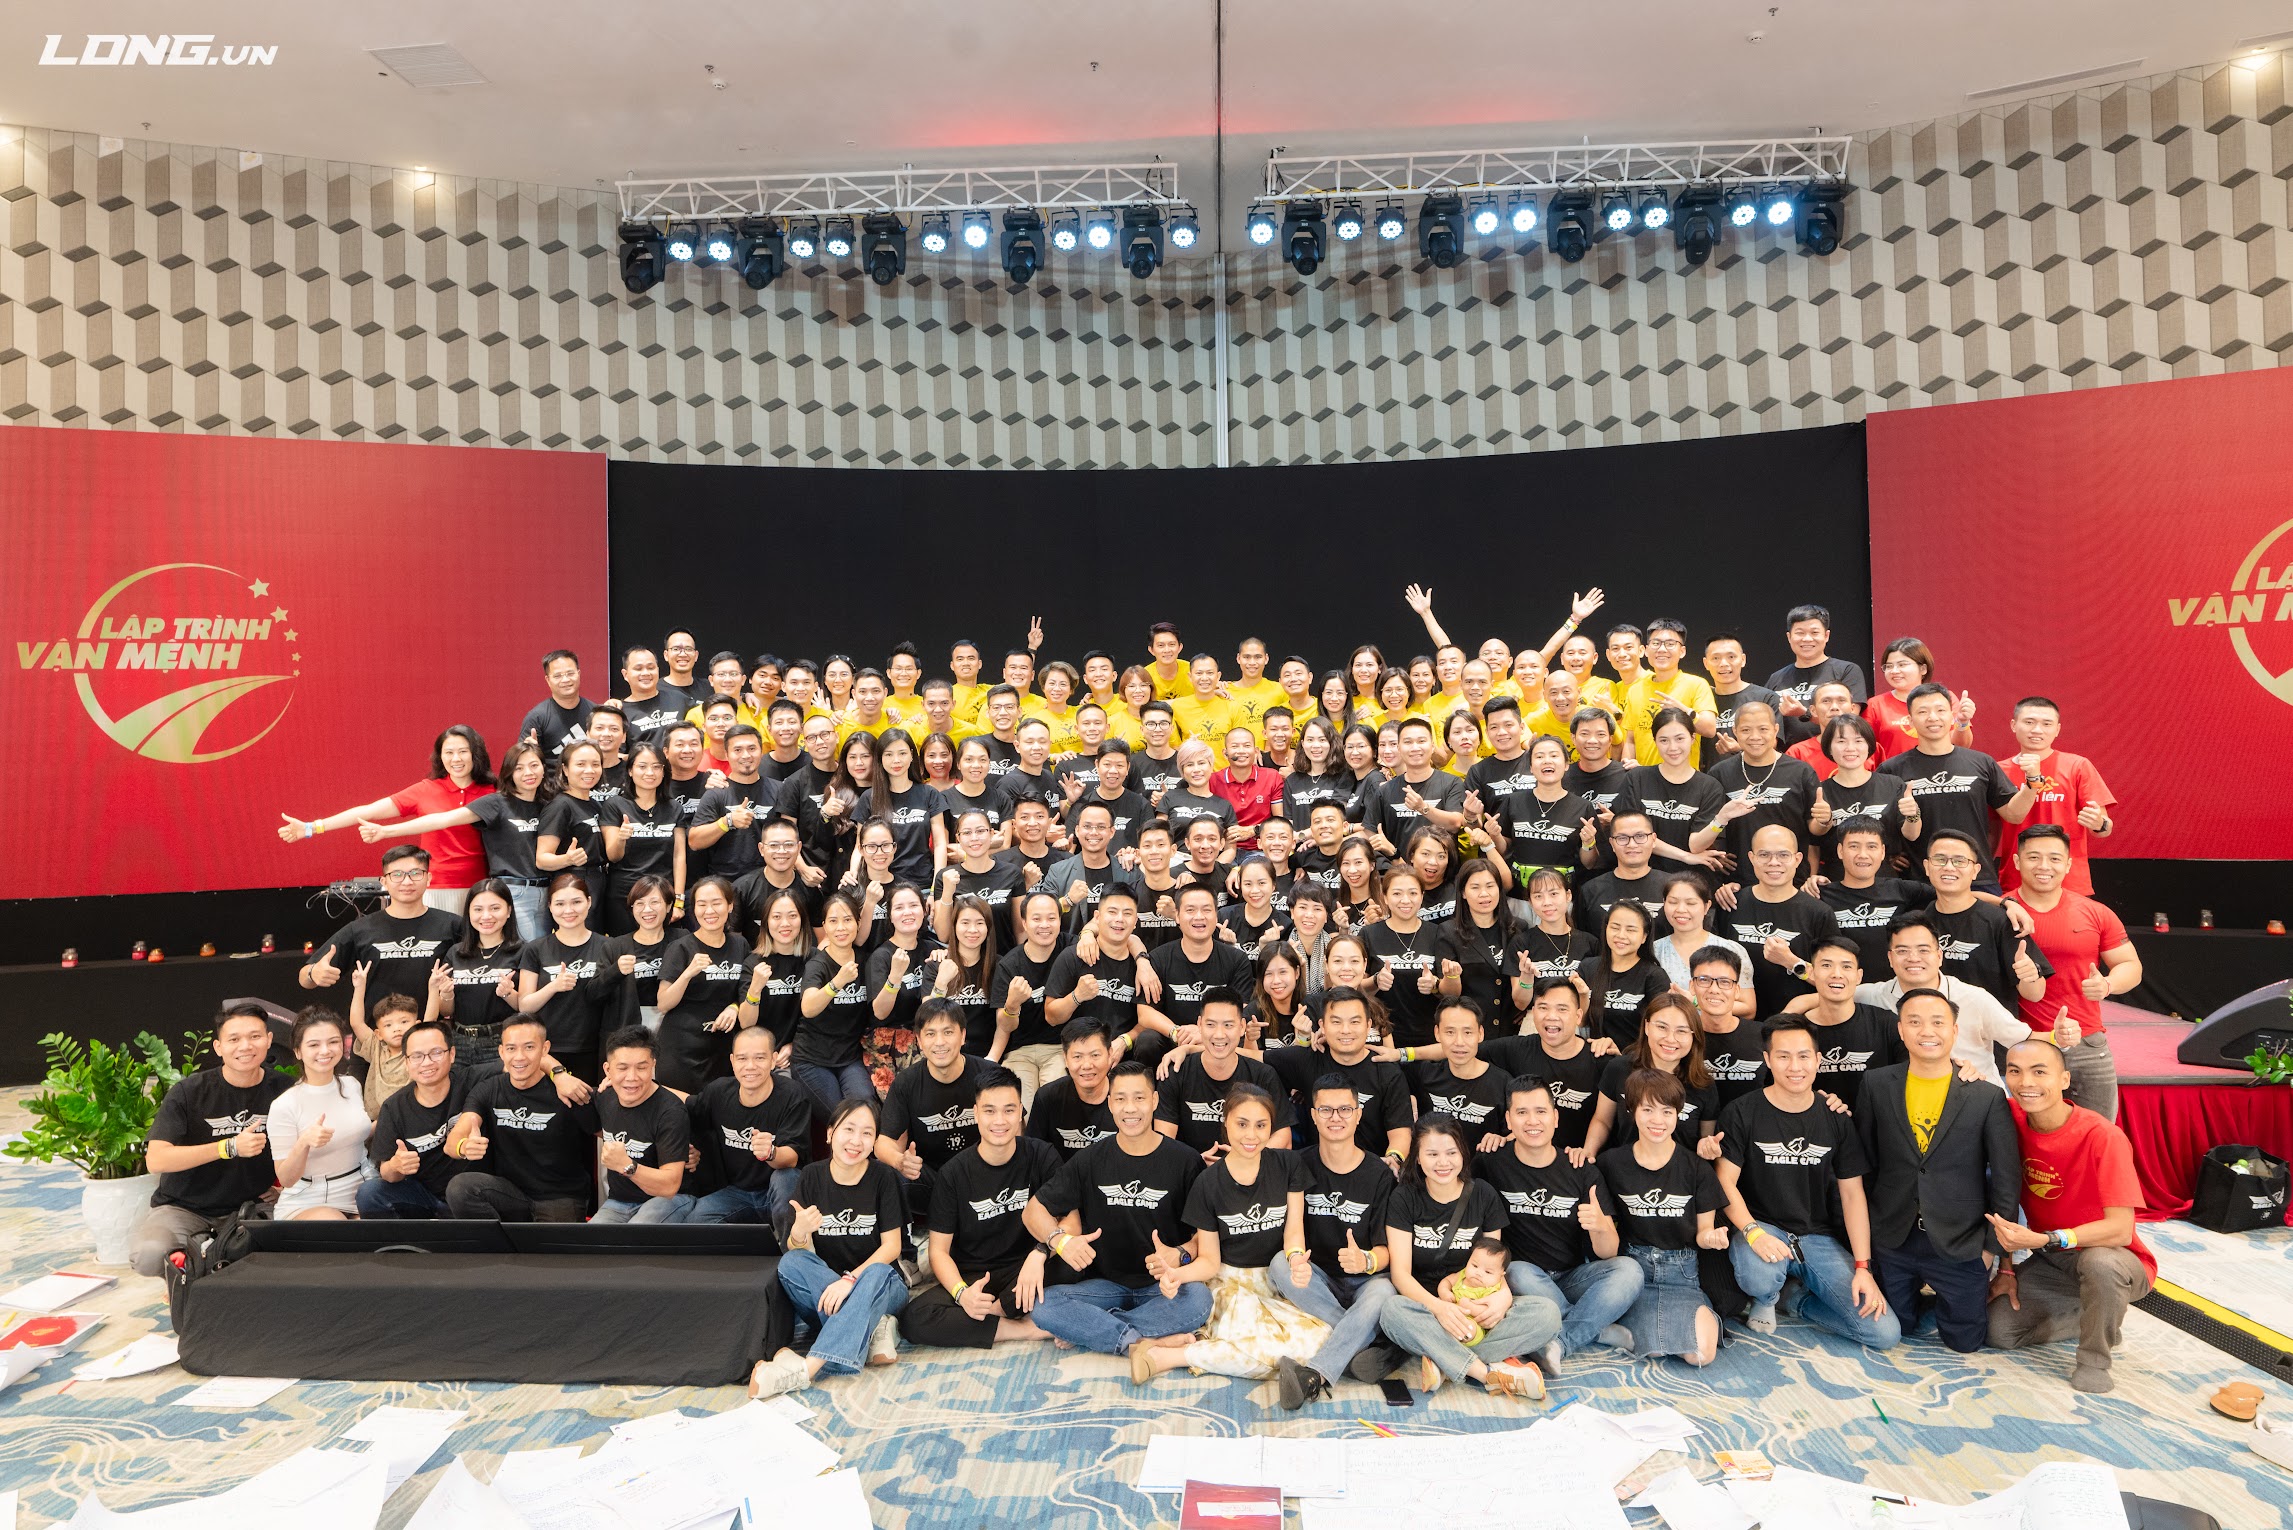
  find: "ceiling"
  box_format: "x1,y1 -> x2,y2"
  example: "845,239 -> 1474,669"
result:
3,1 -> 2286,239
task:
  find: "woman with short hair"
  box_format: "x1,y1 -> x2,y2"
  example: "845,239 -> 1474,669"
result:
749,1097 -> 909,1397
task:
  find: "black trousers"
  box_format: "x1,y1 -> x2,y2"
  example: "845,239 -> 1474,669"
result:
1874,1227 -> 1992,1353
899,1259 -> 1052,1349
442,1173 -> 588,1223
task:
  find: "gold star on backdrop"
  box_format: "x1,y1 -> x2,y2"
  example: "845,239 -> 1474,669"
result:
247,579 -> 270,597
270,607 -> 289,622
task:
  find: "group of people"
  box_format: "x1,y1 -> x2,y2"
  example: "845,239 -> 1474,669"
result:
129,591 -> 2154,1402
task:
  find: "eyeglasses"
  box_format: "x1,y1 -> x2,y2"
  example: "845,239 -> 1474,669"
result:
1612,832 -> 1654,845
383,868 -> 430,882
405,1049 -> 451,1064
1751,851 -> 1798,863
1927,856 -> 1975,870
1311,1103 -> 1361,1118
1690,975 -> 1737,988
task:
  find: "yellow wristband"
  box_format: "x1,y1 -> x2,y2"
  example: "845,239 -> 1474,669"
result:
217,1139 -> 230,1161
1745,1226 -> 1765,1242
951,1280 -> 969,1301
1052,1232 -> 1070,1255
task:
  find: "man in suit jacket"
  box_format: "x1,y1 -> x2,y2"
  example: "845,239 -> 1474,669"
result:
1853,988 -> 2022,1353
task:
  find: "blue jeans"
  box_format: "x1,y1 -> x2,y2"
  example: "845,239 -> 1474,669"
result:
683,1174 -> 801,1226
1508,1257 -> 1645,1356
777,1250 -> 909,1374
1729,1222 -> 1902,1350
793,1061 -> 879,1117
1276,1263 -> 1395,1381
506,883 -> 549,944
1032,1277 -> 1214,1355
1378,1287 -> 1562,1382
592,1194 -> 694,1225
356,1176 -> 450,1219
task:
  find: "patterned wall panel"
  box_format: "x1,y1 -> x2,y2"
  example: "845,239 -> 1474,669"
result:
1,54 -> 2286,467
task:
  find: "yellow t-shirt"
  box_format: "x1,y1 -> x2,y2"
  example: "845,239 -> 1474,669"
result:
1224,678 -> 1289,742
950,682 -> 990,729
1035,704 -> 1085,757
883,694 -> 929,735
1573,676 -> 1621,719
1168,694 -> 1237,747
1283,695 -> 1321,728
1148,664 -> 1192,701
1621,672 -> 1718,766
1523,704 -> 1578,759
1101,705 -> 1146,747
684,698 -> 766,732
836,714 -> 905,748
1418,690 -> 1471,739
1906,1071 -> 1950,1153
1491,679 -> 1525,703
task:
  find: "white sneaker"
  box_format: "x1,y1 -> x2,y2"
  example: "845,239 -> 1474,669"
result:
748,1350 -> 809,1399
1484,1360 -> 1545,1401
869,1314 -> 900,1366
2253,1414 -> 2293,1473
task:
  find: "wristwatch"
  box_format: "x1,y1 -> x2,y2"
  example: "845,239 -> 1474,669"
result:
1791,960 -> 1811,981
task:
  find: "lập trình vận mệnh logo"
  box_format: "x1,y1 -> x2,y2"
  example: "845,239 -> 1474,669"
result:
2168,516 -> 2293,707
15,563 -> 298,763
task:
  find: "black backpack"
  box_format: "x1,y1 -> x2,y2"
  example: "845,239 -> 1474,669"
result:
161,1201 -> 270,1333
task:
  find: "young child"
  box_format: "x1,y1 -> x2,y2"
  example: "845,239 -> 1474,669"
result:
1436,1235 -> 1513,1345
345,962 -> 418,1114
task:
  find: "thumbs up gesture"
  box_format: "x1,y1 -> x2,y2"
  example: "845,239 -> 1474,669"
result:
1144,1228 -> 1178,1280
1897,783 -> 1919,819
1577,1194 -> 1614,1234
460,1127 -> 490,1161
278,812 -> 312,844
2012,940 -> 2038,984
549,962 -> 578,993
789,1200 -> 825,1244
2054,1006 -> 2084,1046
385,1138 -> 421,1177
307,945 -> 342,987
1056,1225 -> 1101,1271
495,972 -> 519,1002
301,1112 -> 334,1150
748,1129 -> 778,1161
1338,1227 -> 1370,1275
1808,794 -> 1833,834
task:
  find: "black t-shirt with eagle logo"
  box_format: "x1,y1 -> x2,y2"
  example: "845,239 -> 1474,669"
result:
1717,1089 -> 1870,1239
1596,1143 -> 1724,1251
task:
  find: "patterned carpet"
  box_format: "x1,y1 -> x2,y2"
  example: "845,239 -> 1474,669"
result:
4,1088 -> 2292,1528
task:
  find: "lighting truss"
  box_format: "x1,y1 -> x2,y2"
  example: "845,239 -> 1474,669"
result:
620,163 -> 1186,223
1258,138 -> 1851,200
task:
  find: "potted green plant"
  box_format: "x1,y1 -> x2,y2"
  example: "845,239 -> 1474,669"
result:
4,1031 -> 202,1265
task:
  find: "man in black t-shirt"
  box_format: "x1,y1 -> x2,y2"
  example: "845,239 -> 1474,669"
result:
1263,988 -> 1413,1162
1576,811 -> 1669,931
359,1020 -> 469,1219
1702,632 -> 1787,760
1154,990 -> 1294,1157
445,1019 -> 600,1221
877,1000 -> 995,1227
1879,684 -> 2036,892
1139,887 -> 1255,1052
901,1067 -> 1067,1350
685,1025 -> 811,1224
688,726 -> 775,883
1025,1019 -> 1119,1159
1815,824 -> 1934,973
1716,1017 -> 1899,1349
1686,947 -> 1767,1106
616,645 -> 684,745
1477,1077 -> 1642,1365
1922,830 -> 2049,1013
519,648 -> 595,762
1273,1074 -> 1403,1408
589,1028 -> 692,1223
1024,1061 -> 1212,1357
1714,825 -> 1840,1016
130,1005 -> 288,1274
1707,703 -> 1819,877
1363,717 -> 1465,850
1764,605 -> 1869,714
300,846 -> 465,1004
1798,938 -> 1906,1111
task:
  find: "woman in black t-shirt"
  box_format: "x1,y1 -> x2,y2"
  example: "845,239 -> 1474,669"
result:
1361,867 -> 1442,1050
513,871 -> 609,1081
1583,994 -> 1721,1158
870,729 -> 947,886
743,887 -> 815,1070
1283,717 -> 1351,823
1436,858 -> 1531,1027
938,739 -> 1004,844
1338,724 -> 1385,821
1218,855 -> 1290,956
1622,711 -> 1731,866
594,872 -> 674,1035
1160,740 -> 1238,846
796,892 -> 878,1112
1810,714 -> 1910,865
440,878 -> 523,1056
1137,1083 -> 1326,1383
1249,941 -> 1308,1048
1596,1067 -> 1729,1365
654,875 -> 754,1091
1401,826 -> 1458,927
988,890 -> 1067,1102
600,742 -> 684,936
840,819 -> 900,954
1579,901 -> 1670,1049
938,809 -> 1025,944
1375,1115 -> 1552,1397
862,883 -> 941,1096
751,1097 -> 911,1399
1332,835 -> 1382,928
932,895 -> 1001,1058
1517,868 -> 1599,982
536,741 -> 608,912
366,740 -> 555,941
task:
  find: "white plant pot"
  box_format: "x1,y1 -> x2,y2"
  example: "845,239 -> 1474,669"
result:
82,1173 -> 158,1267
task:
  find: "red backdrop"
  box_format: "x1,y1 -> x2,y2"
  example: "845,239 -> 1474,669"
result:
0,428 -> 607,899
1868,370 -> 2293,861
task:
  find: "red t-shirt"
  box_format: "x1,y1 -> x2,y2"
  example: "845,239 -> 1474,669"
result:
389,778 -> 497,889
2008,890 -> 2129,1039
1995,750 -> 2116,896
2010,1101 -> 2154,1279
1862,693 -> 1918,763
1785,736 -> 1838,780
1209,766 -> 1285,827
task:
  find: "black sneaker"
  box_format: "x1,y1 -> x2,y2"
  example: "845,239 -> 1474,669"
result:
1346,1343 -> 1401,1384
1275,1356 -> 1328,1411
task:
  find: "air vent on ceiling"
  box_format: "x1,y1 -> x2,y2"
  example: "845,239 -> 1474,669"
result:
367,44 -> 489,89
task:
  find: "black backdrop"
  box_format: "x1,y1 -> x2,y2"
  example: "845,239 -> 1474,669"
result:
609,425 -> 1874,686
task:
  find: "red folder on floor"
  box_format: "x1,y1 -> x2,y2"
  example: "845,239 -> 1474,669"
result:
1180,1479 -> 1283,1530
